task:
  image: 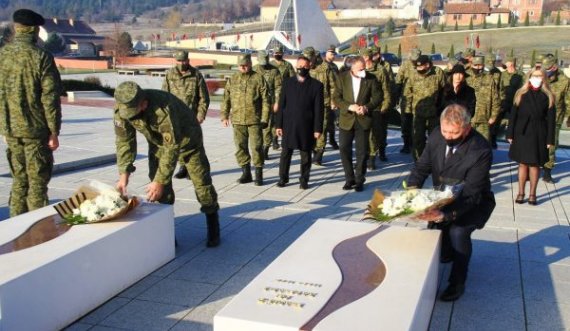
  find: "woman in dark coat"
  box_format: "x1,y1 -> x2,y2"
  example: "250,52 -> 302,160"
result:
275,56 -> 324,189
507,67 -> 555,205
442,64 -> 476,118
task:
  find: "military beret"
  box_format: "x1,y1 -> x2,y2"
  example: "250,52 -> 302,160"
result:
257,50 -> 268,65
238,54 -> 252,65
327,45 -> 336,53
13,9 -> 45,26
303,46 -> 316,58
542,55 -> 557,70
472,56 -> 485,65
359,48 -> 372,57
464,48 -> 475,57
410,48 -> 422,61
114,81 -> 145,120
174,50 -> 188,61
416,55 -> 430,66
273,46 -> 284,54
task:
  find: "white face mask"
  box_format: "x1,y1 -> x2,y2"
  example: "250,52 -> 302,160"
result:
529,77 -> 542,88
357,70 -> 366,78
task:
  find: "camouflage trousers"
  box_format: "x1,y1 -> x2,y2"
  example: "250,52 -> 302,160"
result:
262,111 -> 275,147
412,116 -> 438,161
472,122 -> 491,141
233,124 -> 264,167
544,124 -> 562,170
6,136 -> 53,217
149,144 -> 219,214
369,111 -> 388,155
314,108 -> 330,151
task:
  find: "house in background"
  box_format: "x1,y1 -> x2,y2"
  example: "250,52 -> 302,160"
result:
444,3 -> 491,25
39,18 -> 105,57
489,0 -> 544,22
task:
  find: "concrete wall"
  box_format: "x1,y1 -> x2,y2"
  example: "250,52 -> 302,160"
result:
116,57 -> 216,67
55,59 -> 110,70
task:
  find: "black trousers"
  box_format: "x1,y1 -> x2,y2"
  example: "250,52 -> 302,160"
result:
339,122 -> 370,185
433,222 -> 477,286
279,148 -> 312,184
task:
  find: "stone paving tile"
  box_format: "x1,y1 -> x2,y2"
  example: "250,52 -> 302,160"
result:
100,299 -> 191,331
525,299 -> 570,331
78,297 -> 131,325
521,262 -> 570,304
117,275 -> 163,299
449,294 -> 526,331
137,278 -> 218,307
168,258 -> 243,285
170,297 -> 232,331
63,323 -> 94,331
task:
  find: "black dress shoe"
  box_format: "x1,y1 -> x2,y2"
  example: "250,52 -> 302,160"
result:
440,284 -> 465,302
276,179 -> 288,187
174,166 -> 189,179
342,182 -> 355,190
299,181 -> 308,190
354,183 -> 364,192
330,141 -> 339,150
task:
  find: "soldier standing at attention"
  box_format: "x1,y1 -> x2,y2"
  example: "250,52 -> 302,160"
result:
253,50 -> 282,160
221,54 -> 270,186
0,9 -> 62,217
542,55 -> 570,183
113,82 -> 220,247
495,56 -> 524,149
303,46 -> 336,166
465,56 -> 500,141
269,46 -> 295,150
403,55 -> 446,161
162,50 -> 210,179
395,48 -> 421,154
324,45 -> 340,150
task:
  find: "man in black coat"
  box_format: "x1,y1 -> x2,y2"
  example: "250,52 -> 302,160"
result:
275,56 -> 324,189
333,56 -> 381,192
407,104 -> 496,301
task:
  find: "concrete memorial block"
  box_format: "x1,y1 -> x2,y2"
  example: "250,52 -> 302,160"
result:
0,203 -> 175,331
215,219 -> 440,331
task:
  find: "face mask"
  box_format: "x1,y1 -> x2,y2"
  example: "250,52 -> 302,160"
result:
297,68 -> 310,77
445,136 -> 463,147
357,70 -> 366,78
529,77 -> 543,89
177,63 -> 189,71
274,55 -> 283,61
472,68 -> 482,75
546,69 -> 556,78
417,68 -> 428,75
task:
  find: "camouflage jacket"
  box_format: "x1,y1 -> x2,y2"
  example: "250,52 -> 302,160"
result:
253,63 -> 282,105
0,33 -> 62,138
114,90 -> 203,184
549,70 -> 570,125
403,66 -> 446,118
499,70 -> 524,114
270,59 -> 296,79
365,62 -> 392,113
466,69 -> 501,123
162,65 -> 210,122
310,62 -> 336,109
326,60 -> 339,75
221,71 -> 270,125
395,60 -> 414,87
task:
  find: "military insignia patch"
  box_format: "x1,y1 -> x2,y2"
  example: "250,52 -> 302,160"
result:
114,119 -> 125,128
163,132 -> 173,144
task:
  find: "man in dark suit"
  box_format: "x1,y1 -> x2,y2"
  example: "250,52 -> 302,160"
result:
333,56 -> 381,191
407,104 -> 496,301
275,56 -> 324,189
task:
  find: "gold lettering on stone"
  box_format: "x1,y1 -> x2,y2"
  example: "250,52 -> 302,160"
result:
257,279 -> 322,309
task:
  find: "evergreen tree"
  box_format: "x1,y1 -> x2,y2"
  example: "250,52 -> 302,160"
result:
440,23 -> 445,32
488,46 -> 493,54
539,12 -> 544,26
555,50 -> 558,60
482,18 -> 487,29
431,43 -> 436,54
454,21 -> 458,31
510,14 -> 516,27
397,43 -> 401,59
510,48 -> 514,57
469,17 -> 473,30
44,32 -> 66,54
524,12 -> 529,26
497,15 -> 502,28
530,49 -> 536,65
556,11 -> 561,26
448,44 -> 455,58
386,17 -> 395,37
427,23 -> 432,33
384,44 -> 388,54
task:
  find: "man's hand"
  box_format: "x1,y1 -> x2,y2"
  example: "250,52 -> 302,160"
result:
276,128 -> 283,137
197,115 -> 205,124
547,144 -> 553,149
47,134 -> 59,151
273,103 -> 279,112
415,208 -> 444,222
116,173 -> 130,197
488,118 -> 496,125
348,104 -> 359,112
507,138 -> 513,144
314,132 -> 321,139
146,182 -> 164,202
221,119 -> 230,127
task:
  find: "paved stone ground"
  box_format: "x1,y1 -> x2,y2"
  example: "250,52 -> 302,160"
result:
1,74 -> 569,331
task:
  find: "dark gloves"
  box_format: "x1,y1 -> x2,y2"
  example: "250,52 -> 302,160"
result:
261,122 -> 269,129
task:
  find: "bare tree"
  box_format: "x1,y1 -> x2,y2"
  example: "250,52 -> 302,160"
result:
163,8 -> 182,29
401,24 -> 418,54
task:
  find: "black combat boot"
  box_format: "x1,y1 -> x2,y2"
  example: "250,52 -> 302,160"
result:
367,155 -> 376,170
174,166 -> 188,179
379,150 -> 388,162
400,138 -> 411,154
237,164 -> 253,184
329,137 -> 339,150
254,167 -> 263,186
263,146 -> 270,160
205,212 -> 220,247
313,149 -> 324,166
491,135 -> 498,149
272,137 -> 280,150
543,168 -> 554,183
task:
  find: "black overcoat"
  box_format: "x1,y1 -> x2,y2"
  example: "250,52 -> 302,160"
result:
441,82 -> 476,118
276,76 -> 324,151
507,89 -> 555,166
407,129 -> 496,229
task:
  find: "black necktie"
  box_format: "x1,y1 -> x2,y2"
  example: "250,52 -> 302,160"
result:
445,146 -> 453,162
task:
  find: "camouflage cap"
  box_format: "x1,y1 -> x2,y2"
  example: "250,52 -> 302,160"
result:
464,48 -> 476,57
369,46 -> 380,54
416,55 -> 430,66
257,50 -> 269,65
114,81 -> 144,120
13,9 -> 45,26
302,46 -> 316,58
504,56 -> 516,64
327,44 -> 336,53
472,56 -> 485,65
273,45 -> 284,54
238,54 -> 252,65
535,54 -> 545,63
542,55 -> 557,70
359,48 -> 372,57
486,57 -> 496,66
410,48 -> 422,61
174,50 -> 188,61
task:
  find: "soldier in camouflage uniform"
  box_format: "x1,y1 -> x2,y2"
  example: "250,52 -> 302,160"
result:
221,54 -> 270,186
395,48 -> 421,154
465,56 -> 501,142
360,48 -> 392,170
542,55 -> 570,183
269,46 -> 295,150
113,82 -> 220,247
403,55 -> 446,161
253,51 -> 282,160
303,46 -> 336,166
494,56 -> 524,149
462,48 -> 476,69
324,45 -> 340,150
162,50 -> 210,179
0,9 -> 62,217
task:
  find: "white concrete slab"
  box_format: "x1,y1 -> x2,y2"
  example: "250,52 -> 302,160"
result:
0,203 -> 175,331
214,219 -> 440,331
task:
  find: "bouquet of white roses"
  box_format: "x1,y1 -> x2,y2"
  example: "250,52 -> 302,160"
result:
54,181 -> 139,225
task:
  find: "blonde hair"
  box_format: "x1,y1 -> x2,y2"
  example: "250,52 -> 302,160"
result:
513,68 -> 555,108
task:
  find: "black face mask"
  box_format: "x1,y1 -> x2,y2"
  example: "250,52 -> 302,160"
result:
417,68 -> 428,75
472,68 -> 483,75
177,63 -> 190,72
445,136 -> 464,147
274,55 -> 283,61
297,68 -> 310,77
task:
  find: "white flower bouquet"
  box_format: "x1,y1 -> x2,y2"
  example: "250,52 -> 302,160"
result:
363,187 -> 455,222
54,180 -> 139,225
